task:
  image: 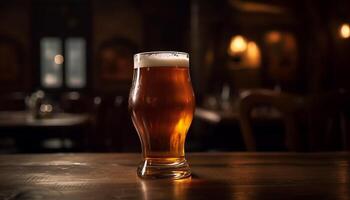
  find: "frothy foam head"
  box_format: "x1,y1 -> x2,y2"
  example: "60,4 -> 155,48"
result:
134,51 -> 189,68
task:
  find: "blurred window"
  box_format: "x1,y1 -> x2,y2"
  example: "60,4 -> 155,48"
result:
40,37 -> 63,88
65,38 -> 86,88
40,37 -> 87,89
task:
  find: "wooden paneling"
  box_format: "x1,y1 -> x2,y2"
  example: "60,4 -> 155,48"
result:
0,0 -> 32,92
92,0 -> 142,93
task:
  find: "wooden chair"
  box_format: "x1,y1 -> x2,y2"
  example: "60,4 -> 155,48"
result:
60,92 -> 94,113
238,89 -> 306,151
306,89 -> 350,151
87,94 -> 139,152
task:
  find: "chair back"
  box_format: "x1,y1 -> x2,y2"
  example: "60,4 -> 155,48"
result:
239,89 -> 306,151
306,89 -> 350,151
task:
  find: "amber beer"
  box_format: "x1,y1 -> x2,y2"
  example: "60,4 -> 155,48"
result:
129,52 -> 194,179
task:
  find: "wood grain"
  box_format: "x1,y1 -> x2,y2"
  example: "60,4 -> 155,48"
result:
0,153 -> 349,199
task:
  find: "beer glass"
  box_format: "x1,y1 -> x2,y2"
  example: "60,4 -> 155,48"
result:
129,51 -> 195,179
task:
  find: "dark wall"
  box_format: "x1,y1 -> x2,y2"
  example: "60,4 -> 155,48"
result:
0,0 -> 32,93
92,0 -> 142,93
0,0 -> 190,94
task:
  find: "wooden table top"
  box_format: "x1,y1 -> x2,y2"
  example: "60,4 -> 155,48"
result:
0,111 -> 90,127
0,152 -> 349,199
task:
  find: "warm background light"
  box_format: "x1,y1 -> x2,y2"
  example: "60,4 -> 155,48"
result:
54,54 -> 64,64
340,23 -> 350,39
265,31 -> 282,43
228,35 -> 247,56
227,35 -> 262,69
244,41 -> 261,68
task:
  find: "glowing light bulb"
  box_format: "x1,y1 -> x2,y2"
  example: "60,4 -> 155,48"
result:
340,23 -> 350,39
228,35 -> 247,56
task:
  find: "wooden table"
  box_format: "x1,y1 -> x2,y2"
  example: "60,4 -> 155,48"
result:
0,111 -> 90,128
0,111 -> 91,152
0,152 -> 349,199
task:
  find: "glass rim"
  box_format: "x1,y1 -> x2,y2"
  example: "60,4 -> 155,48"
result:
134,51 -> 189,58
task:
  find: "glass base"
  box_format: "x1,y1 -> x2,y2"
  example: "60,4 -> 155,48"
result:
137,158 -> 191,179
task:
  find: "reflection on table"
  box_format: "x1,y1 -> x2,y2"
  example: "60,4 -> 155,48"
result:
0,152 -> 349,199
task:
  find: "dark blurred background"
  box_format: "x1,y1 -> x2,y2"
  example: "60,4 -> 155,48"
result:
0,0 -> 349,153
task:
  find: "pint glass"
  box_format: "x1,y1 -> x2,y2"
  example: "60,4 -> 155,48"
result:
129,51 -> 195,179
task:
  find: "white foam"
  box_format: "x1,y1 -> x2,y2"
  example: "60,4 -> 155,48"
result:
134,52 -> 189,68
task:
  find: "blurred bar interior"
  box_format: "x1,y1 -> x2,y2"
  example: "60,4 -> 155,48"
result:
0,0 -> 349,153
